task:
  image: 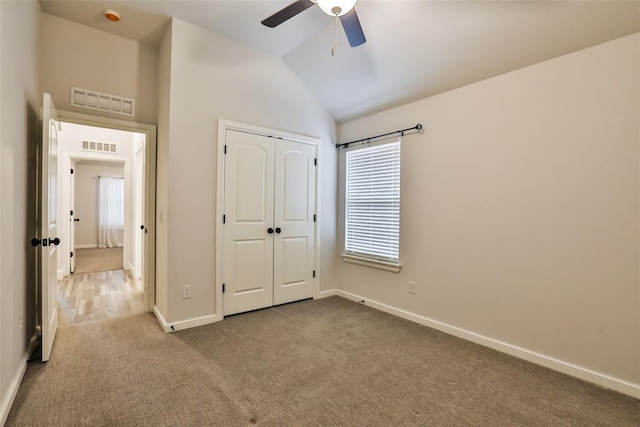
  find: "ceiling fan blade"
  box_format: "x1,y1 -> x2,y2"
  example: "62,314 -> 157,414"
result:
340,8 -> 366,47
261,0 -> 316,28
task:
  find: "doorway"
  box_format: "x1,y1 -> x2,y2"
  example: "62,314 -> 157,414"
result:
55,112 -> 156,325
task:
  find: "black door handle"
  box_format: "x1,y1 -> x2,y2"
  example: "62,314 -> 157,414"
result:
140,225 -> 145,230
275,227 -> 281,234
31,238 -> 41,247
74,218 -> 80,222
49,237 -> 61,246
267,227 -> 274,234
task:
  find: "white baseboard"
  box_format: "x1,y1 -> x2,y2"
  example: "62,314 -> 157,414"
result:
0,354 -> 27,425
0,328 -> 39,425
153,306 -> 221,333
316,289 -> 339,299
126,261 -> 141,279
319,289 -> 640,399
75,244 -> 98,249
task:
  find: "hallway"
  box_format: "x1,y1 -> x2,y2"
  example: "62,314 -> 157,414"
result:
57,270 -> 143,326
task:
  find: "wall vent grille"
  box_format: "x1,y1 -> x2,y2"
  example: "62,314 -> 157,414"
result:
71,87 -> 135,116
81,140 -> 118,154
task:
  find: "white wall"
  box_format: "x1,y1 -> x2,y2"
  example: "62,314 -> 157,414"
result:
57,122 -> 142,277
74,163 -> 125,248
337,34 -> 640,392
155,19 -> 338,325
40,13 -> 158,125
0,1 -> 40,423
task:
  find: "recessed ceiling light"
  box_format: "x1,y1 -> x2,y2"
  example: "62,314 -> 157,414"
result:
103,9 -> 120,22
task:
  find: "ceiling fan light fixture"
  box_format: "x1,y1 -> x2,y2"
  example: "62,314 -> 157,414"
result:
316,0 -> 357,17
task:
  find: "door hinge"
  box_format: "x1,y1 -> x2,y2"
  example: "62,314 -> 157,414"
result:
314,158 -> 317,166
312,270 -> 316,278
70,168 -> 74,174
222,283 -> 226,293
70,251 -> 74,258
223,214 -> 226,224
313,214 -> 316,223
224,145 -> 227,155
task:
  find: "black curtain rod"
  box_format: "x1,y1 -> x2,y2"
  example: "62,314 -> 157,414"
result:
335,124 -> 423,149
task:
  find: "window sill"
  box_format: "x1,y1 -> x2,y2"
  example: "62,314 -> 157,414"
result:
341,253 -> 402,273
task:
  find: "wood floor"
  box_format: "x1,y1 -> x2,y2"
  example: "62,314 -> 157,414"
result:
74,247 -> 123,274
57,269 -> 143,327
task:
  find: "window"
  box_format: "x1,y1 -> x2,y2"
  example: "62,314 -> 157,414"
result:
344,140 -> 401,269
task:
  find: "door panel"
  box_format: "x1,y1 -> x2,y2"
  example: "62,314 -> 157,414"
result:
41,93 -> 59,362
273,140 -> 316,305
233,240 -> 268,293
223,130 -> 275,315
280,236 -> 308,285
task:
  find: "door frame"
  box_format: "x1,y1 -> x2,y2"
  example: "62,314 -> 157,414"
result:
69,158 -> 76,274
56,109 -> 157,313
63,155 -> 128,274
215,119 -> 320,318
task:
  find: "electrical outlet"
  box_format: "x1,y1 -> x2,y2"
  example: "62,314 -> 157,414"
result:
182,285 -> 192,299
409,281 -> 416,294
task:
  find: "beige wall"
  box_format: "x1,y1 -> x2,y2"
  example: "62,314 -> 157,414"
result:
155,18 -> 337,324
154,23 -> 172,318
0,0 -> 40,422
40,14 -> 158,125
337,34 -> 640,388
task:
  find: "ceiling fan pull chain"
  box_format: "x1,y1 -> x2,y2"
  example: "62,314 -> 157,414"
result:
331,15 -> 339,56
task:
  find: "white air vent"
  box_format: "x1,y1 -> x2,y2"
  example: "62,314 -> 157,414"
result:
71,87 -> 135,116
81,140 -> 118,154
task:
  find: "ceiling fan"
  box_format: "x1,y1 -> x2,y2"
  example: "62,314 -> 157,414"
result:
261,0 -> 366,48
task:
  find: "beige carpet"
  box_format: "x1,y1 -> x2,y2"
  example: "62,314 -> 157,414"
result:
73,247 -> 123,274
7,297 -> 640,426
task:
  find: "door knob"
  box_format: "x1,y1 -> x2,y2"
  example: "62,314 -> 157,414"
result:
140,225 -> 145,230
31,238 -> 41,247
275,227 -> 282,234
74,218 -> 80,222
267,227 -> 274,234
49,237 -> 61,246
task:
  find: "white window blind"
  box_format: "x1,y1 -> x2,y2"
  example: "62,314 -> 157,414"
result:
345,140 -> 401,262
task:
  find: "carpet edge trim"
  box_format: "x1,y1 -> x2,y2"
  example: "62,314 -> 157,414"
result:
321,289 -> 640,399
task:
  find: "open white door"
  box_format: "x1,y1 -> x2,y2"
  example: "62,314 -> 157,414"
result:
41,93 -> 60,362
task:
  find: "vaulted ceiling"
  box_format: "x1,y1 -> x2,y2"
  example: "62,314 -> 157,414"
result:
40,0 -> 640,123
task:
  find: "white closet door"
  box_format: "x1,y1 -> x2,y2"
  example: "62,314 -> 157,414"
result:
223,130 -> 275,315
41,93 -> 60,362
273,140 -> 316,305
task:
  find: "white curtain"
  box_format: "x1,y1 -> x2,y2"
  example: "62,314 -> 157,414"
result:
98,177 -> 124,248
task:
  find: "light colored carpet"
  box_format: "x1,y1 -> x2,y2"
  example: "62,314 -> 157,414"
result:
74,247 -> 123,274
7,297 -> 640,426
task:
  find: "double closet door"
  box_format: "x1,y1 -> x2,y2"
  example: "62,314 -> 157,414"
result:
223,130 -> 316,316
